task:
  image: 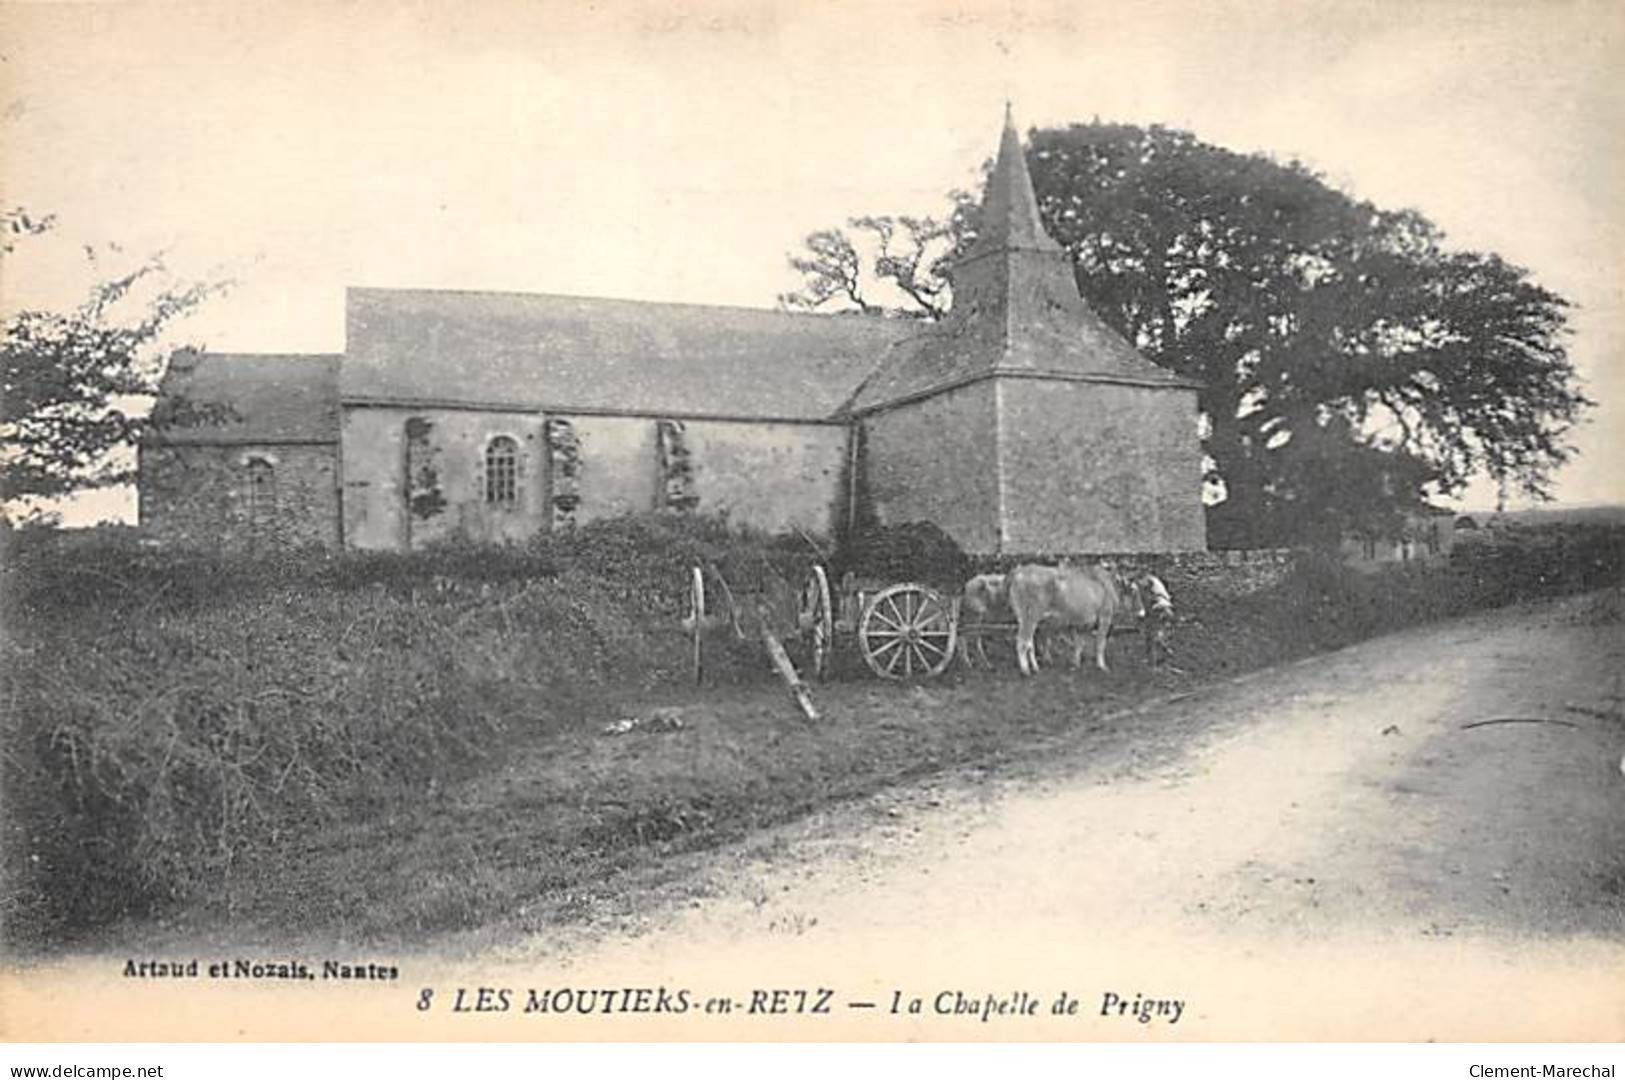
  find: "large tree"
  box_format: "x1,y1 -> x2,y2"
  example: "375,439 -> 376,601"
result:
781,123 -> 1588,548
779,204 -> 975,321
1,209 -> 231,516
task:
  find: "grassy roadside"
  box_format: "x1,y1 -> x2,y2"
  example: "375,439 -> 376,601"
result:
3,516 -> 1620,952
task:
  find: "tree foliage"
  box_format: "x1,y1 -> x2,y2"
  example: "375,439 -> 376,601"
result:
781,123 -> 1588,547
1,211 -> 231,511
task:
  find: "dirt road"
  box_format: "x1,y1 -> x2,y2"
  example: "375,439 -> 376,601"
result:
488,589 -> 1625,1040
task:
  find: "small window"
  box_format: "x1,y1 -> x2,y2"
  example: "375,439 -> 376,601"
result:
485,436 -> 519,506
245,457 -> 276,526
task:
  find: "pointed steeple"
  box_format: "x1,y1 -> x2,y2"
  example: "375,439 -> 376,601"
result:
962,103 -> 1063,259
845,108 -> 1198,414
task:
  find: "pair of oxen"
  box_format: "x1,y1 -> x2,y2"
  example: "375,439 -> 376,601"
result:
959,562 -> 1175,676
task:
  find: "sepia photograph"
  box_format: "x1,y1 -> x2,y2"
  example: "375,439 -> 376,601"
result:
1,0 -> 1622,1055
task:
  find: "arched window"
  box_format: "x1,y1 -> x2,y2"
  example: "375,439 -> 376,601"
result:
245,457 -> 276,527
485,436 -> 519,506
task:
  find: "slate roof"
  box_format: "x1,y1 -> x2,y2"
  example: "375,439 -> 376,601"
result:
149,351 -> 341,443
847,111 -> 1198,414
341,288 -> 917,421
960,103 -> 1065,261
150,114 -> 1196,434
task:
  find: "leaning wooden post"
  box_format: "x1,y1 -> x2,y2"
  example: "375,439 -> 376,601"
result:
757,614 -> 819,722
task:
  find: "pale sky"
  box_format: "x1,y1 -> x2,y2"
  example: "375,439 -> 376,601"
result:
3,0 -> 1621,518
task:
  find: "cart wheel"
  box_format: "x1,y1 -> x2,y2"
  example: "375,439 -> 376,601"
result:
798,565 -> 834,680
858,582 -> 957,681
688,565 -> 706,686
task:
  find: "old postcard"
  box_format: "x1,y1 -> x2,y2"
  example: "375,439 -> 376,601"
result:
1,0 -> 1621,1047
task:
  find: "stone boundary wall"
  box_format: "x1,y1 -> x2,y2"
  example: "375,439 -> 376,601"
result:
1137,548 -> 1299,599
967,548 -> 1300,599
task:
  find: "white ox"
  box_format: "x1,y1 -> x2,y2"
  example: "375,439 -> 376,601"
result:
957,573 -> 1010,669
1006,561 -> 1128,676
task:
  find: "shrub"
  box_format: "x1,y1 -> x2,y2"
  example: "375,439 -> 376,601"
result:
834,521 -> 969,591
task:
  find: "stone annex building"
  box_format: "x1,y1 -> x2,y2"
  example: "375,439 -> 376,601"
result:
141,114 -> 1207,556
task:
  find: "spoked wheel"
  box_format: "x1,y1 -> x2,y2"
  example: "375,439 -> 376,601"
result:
686,565 -> 706,685
797,565 -> 834,680
858,582 -> 957,681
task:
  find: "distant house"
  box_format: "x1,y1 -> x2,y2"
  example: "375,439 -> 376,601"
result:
1340,504 -> 1458,567
140,112 -> 1208,557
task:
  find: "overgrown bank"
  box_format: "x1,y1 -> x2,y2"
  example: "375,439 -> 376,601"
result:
0,516 -> 803,949
2,516 -> 1619,951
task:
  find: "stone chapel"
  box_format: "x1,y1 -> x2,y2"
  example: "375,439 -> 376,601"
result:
141,112 -> 1207,556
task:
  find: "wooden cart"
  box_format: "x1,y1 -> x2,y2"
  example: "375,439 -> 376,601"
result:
681,561 -> 823,720
682,563 -> 961,696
